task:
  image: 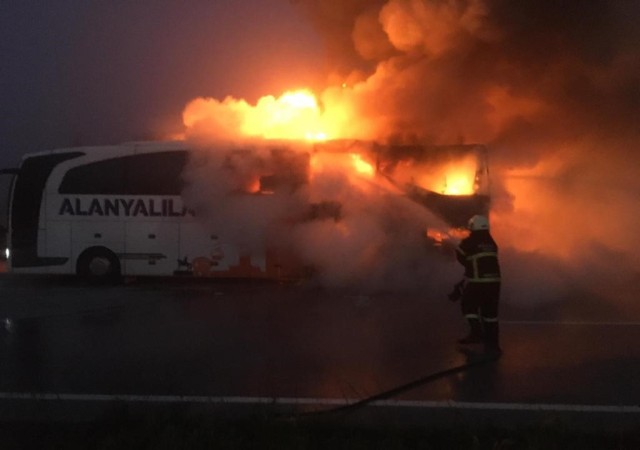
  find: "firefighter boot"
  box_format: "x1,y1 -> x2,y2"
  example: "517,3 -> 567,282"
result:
483,321 -> 502,357
457,318 -> 483,345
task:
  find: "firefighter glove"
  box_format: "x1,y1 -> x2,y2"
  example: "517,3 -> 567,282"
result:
447,280 -> 465,302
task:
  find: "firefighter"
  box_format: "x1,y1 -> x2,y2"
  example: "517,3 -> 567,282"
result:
452,214 -> 502,356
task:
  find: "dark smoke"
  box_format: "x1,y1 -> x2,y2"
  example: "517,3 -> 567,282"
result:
287,0 -> 640,307
181,1 -> 638,303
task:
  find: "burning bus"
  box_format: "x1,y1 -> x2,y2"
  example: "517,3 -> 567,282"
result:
4,140 -> 489,281
370,142 -> 490,228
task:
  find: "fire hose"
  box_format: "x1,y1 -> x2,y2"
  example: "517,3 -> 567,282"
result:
291,352 -> 500,419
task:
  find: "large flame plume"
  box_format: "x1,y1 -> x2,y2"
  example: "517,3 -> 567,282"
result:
181,0 -> 640,305
184,89 -> 329,141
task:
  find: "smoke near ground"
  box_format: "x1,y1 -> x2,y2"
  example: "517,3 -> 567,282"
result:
181,138 -> 455,292
183,1 -> 639,305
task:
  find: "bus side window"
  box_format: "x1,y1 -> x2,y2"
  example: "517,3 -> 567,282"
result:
125,151 -> 187,195
58,151 -> 187,195
59,159 -> 127,194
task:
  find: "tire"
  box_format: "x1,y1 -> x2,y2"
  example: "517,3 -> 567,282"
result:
76,247 -> 121,283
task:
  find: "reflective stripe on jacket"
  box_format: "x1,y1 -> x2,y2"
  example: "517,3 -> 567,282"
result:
456,230 -> 501,283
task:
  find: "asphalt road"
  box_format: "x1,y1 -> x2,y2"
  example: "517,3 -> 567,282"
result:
1,274 -> 639,430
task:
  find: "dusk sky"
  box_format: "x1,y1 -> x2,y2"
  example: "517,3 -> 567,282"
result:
1,0 -> 324,167
3,1 -> 638,167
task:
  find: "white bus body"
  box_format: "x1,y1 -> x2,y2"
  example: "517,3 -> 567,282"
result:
7,141 -> 293,279
6,140 -> 490,280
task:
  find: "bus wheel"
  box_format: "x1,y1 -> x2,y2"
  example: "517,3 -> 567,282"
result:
77,247 -> 121,282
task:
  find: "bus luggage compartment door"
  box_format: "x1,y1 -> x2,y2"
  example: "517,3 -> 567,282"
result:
123,220 -> 179,276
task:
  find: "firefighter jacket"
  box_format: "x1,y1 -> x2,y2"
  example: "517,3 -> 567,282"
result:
456,230 -> 501,283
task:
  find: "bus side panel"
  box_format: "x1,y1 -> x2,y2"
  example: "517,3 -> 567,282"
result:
45,222 -> 72,274
37,196 -> 48,269
46,194 -> 128,275
123,216 -> 179,276
70,219 -> 126,273
179,221 -> 225,276
40,185 -> 72,274
178,219 -> 269,278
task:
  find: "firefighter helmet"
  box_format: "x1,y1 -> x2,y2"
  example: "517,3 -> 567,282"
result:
468,214 -> 490,231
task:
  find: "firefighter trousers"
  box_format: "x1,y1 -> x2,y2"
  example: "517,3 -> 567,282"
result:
461,282 -> 501,348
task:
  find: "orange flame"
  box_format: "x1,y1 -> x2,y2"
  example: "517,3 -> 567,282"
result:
183,89 -> 332,141
244,90 -> 326,141
441,171 -> 475,195
350,153 -> 375,177
416,154 -> 478,196
309,151 -> 376,186
183,87 -> 480,197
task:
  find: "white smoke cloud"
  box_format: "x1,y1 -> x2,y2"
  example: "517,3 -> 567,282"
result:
181,137 -> 457,292
179,0 -> 640,305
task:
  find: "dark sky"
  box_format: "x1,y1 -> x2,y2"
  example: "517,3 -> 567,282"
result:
0,0 -> 323,167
